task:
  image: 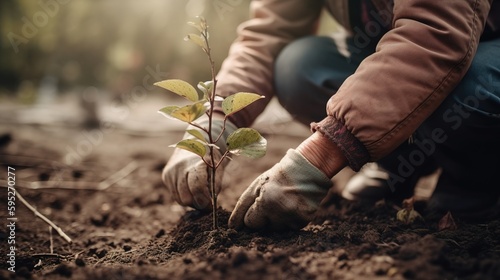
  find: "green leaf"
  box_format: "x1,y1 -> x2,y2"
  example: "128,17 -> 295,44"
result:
226,128 -> 267,158
186,129 -> 207,143
184,33 -> 207,50
157,106 -> 178,118
154,79 -> 200,102
170,139 -> 206,158
158,102 -> 207,123
222,93 -> 264,116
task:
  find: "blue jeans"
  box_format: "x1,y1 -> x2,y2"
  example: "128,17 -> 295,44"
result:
274,35 -> 500,200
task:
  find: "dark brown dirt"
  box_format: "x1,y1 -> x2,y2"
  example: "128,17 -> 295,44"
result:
1,123 -> 500,280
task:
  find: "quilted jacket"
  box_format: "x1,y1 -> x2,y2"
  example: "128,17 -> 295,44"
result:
216,0 -> 497,170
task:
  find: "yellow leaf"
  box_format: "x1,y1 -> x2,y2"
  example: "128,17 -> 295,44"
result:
222,93 -> 264,116
158,102 -> 206,123
155,79 -> 200,102
170,139 -> 206,158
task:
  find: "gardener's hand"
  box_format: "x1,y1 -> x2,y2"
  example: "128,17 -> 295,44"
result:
162,116 -> 237,210
229,132 -> 348,230
228,149 -> 334,230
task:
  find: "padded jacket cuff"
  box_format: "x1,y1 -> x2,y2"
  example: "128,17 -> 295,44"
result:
311,116 -> 369,171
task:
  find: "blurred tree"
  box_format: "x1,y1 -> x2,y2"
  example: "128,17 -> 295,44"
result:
0,0 -> 249,97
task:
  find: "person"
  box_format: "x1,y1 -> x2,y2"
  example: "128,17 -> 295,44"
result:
163,0 -> 500,231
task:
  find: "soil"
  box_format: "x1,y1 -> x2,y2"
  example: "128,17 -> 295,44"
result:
1,117 -> 500,280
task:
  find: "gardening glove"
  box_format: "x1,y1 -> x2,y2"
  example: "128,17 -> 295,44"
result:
228,149 -> 333,231
162,117 -> 237,210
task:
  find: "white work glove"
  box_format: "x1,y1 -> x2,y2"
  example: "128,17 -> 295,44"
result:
162,118 -> 237,210
228,149 -> 333,231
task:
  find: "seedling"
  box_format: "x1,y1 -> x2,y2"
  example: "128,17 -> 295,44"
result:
396,197 -> 423,225
155,17 -> 266,230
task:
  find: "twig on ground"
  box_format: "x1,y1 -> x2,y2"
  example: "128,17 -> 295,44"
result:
438,238 -> 461,247
0,160 -> 138,191
96,161 -> 138,190
88,232 -> 116,238
74,250 -> 85,260
5,180 -> 108,190
31,253 -> 68,259
0,161 -> 138,244
33,259 -> 43,268
0,154 -> 67,169
15,191 -> 72,243
124,249 -> 137,254
49,226 -> 54,254
375,242 -> 400,248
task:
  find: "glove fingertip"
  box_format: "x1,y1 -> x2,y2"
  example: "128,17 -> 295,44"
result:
244,208 -> 268,230
228,210 -> 244,230
229,204 -> 259,230
228,196 -> 255,230
192,194 -> 211,210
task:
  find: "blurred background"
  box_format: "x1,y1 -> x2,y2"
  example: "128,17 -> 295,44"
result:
0,0 -> 337,131
0,0 -> 252,95
0,0 -> 253,126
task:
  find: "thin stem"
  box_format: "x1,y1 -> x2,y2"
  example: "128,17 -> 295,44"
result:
210,161 -> 217,229
215,151 -> 230,169
200,19 -> 220,230
200,157 -> 213,168
188,121 -> 209,134
213,117 -> 228,144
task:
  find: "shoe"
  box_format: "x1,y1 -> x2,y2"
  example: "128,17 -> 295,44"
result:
342,163 -> 416,202
428,171 -> 500,220
342,160 -> 437,203
342,163 -> 392,201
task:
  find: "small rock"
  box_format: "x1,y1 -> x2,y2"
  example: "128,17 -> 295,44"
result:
95,248 -> 107,258
90,213 -> 109,227
53,264 -> 72,277
155,229 -> 166,238
336,249 -> 348,261
75,258 -> 85,267
72,170 -> 84,179
136,257 -> 149,266
0,133 -> 12,148
38,172 -> 51,181
387,267 -> 398,277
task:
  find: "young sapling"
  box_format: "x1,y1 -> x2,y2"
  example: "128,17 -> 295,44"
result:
396,197 -> 423,225
155,17 -> 267,230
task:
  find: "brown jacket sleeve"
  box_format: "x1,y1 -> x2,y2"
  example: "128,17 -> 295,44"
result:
215,0 -> 323,127
313,0 -> 492,170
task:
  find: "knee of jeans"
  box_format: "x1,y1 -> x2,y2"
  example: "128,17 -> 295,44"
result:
274,37 -> 327,110
452,58 -> 500,116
